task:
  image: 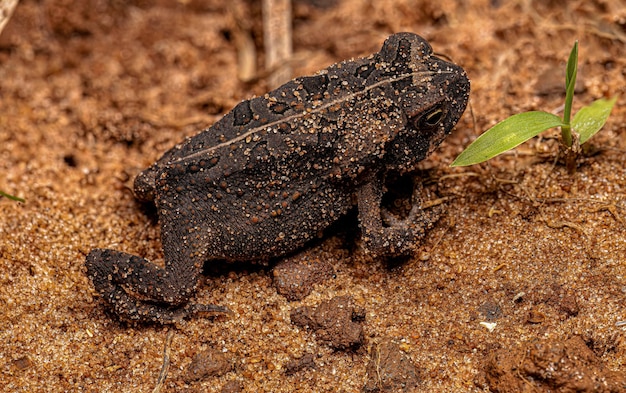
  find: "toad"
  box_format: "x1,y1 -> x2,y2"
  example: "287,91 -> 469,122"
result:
86,32 -> 469,323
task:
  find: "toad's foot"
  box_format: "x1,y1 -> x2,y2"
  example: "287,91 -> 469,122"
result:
357,179 -> 441,257
86,249 -> 229,324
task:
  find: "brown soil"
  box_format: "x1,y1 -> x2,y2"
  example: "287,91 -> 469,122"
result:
1,1 -> 625,392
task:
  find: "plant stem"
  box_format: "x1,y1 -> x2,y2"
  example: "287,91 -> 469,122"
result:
560,124 -> 572,147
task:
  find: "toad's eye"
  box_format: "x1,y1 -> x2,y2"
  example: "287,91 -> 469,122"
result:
413,106 -> 445,129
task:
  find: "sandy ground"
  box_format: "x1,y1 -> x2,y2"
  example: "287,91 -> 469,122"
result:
1,0 -> 625,392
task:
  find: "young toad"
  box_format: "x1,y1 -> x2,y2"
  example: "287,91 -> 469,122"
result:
86,33 -> 470,323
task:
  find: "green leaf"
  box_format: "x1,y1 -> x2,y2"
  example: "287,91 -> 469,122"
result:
0,189 -> 25,202
451,111 -> 565,167
563,41 -> 578,125
573,96 -> 617,144
561,41 -> 578,147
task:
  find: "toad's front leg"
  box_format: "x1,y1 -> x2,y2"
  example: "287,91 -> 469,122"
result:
356,176 -> 441,257
85,249 -> 227,323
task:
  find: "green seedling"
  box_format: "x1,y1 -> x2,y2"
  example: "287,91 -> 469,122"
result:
452,41 -> 617,170
0,189 -> 24,202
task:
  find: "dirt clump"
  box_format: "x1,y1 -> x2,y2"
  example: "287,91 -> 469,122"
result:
185,347 -> 233,382
363,339 -> 420,393
290,295 -> 365,350
284,352 -> 316,375
485,336 -> 626,393
273,251 -> 335,301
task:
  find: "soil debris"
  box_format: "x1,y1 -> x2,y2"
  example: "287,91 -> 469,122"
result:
185,347 -> 233,382
220,380 -> 243,393
290,295 -> 365,350
273,251 -> 335,301
484,336 -> 626,393
284,352 -> 316,375
363,339 -> 420,393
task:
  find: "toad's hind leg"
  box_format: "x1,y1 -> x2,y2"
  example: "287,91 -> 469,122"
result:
85,249 -> 228,323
